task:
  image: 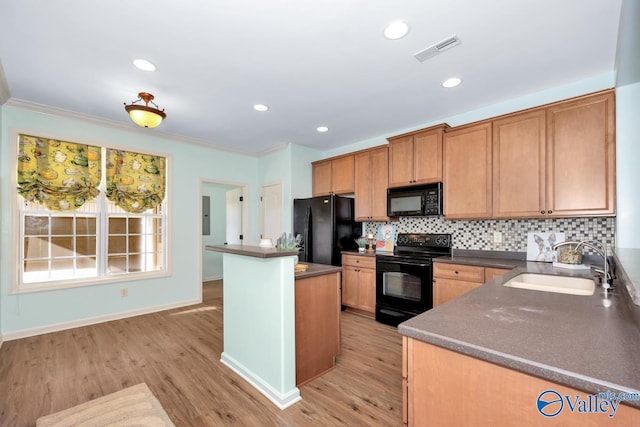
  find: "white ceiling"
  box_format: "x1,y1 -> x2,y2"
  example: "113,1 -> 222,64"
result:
0,0 -> 623,155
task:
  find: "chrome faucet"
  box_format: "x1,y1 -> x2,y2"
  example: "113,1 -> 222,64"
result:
552,239 -> 611,290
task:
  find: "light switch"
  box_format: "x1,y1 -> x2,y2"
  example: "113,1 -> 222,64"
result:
493,231 -> 502,243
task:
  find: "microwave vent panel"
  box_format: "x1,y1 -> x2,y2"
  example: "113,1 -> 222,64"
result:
414,35 -> 461,62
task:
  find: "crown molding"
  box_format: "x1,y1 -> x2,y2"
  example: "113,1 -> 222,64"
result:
4,98 -> 274,157
258,142 -> 290,156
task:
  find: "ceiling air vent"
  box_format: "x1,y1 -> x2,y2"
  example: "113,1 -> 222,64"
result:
414,35 -> 461,62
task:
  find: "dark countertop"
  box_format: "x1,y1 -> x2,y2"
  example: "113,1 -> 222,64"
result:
295,263 -> 342,280
205,244 -> 299,258
398,258 -> 640,408
613,248 -> 640,306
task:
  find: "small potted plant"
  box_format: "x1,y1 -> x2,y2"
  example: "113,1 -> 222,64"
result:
275,232 -> 302,250
276,232 -> 302,265
355,237 -> 368,253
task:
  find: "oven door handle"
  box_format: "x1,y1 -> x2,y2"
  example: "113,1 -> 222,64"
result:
378,260 -> 431,268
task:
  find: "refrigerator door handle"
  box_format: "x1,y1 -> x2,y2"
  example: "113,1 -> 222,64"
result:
303,207 -> 311,262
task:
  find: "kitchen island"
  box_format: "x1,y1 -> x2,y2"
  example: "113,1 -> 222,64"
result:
205,244 -> 341,409
399,256 -> 640,426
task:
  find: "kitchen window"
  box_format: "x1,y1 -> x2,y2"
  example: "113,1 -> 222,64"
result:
16,133 -> 168,290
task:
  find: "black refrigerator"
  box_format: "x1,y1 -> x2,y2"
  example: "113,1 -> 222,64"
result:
293,195 -> 362,266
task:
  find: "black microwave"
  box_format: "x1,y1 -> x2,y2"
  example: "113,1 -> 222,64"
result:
387,183 -> 443,217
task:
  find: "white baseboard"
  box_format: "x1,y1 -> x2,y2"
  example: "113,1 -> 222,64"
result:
202,275 -> 223,282
220,352 -> 301,410
2,298 -> 201,342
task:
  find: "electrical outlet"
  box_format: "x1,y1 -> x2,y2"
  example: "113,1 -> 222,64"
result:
493,231 -> 502,243
120,287 -> 128,297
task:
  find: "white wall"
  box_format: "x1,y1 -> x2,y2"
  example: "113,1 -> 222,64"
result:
0,105 -> 3,346
614,0 -> 640,248
259,147 -> 291,235
615,82 -> 640,248
290,144 -> 320,200
0,105 -> 261,338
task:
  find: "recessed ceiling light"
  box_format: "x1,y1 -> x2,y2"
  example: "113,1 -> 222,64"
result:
442,77 -> 462,88
317,126 -> 329,133
133,59 -> 156,71
384,21 -> 409,40
253,104 -> 269,112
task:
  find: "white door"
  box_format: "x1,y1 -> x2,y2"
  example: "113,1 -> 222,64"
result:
226,187 -> 243,244
261,183 -> 282,242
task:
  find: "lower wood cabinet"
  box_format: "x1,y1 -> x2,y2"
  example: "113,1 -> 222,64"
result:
295,271 -> 341,386
402,338 -> 640,426
433,263 -> 509,307
341,254 -> 376,315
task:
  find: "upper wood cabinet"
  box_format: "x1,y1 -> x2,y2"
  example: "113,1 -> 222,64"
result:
388,125 -> 448,188
312,154 -> 355,196
493,90 -> 615,218
443,122 -> 493,219
546,91 -> 615,217
354,146 -> 389,221
493,109 -> 547,218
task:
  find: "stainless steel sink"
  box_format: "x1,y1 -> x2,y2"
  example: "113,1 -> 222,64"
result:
503,273 -> 595,296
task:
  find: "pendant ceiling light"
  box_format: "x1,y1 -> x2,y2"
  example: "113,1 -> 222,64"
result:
124,92 -> 166,128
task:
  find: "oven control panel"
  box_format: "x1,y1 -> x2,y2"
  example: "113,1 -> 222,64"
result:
396,233 -> 451,248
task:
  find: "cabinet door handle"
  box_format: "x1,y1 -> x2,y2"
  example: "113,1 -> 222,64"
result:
540,210 -> 545,214
547,210 -> 552,214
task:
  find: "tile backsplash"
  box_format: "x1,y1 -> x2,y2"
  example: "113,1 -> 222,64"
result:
364,217 -> 616,253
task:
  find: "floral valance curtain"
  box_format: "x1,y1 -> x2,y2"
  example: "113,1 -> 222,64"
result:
106,149 -> 166,213
17,134 -> 101,211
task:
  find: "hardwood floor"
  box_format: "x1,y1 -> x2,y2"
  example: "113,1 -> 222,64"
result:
0,280 -> 403,426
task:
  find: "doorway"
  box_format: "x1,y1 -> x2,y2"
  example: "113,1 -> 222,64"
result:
200,181 -> 248,283
260,182 -> 282,243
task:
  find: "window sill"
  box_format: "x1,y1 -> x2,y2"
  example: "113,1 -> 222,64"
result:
11,270 -> 171,295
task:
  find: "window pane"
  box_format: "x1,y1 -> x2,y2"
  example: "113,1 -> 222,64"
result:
77,257 -> 96,270
76,217 -> 96,234
24,259 -> 49,273
129,254 -> 144,272
109,217 -> 127,234
50,259 -> 74,271
76,236 -> 97,256
24,236 -> 49,259
128,218 -> 143,234
51,237 -> 74,257
25,216 -> 49,235
108,236 -> 127,254
51,217 -> 74,235
128,235 -> 143,252
108,256 -> 127,273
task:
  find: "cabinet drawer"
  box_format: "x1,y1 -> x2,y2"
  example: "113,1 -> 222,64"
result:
342,254 -> 376,270
433,263 -> 485,283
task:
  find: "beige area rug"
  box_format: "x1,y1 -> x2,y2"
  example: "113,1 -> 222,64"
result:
37,383 -> 175,427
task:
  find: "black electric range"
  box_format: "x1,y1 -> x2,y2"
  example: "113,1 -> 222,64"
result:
375,233 -> 452,326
